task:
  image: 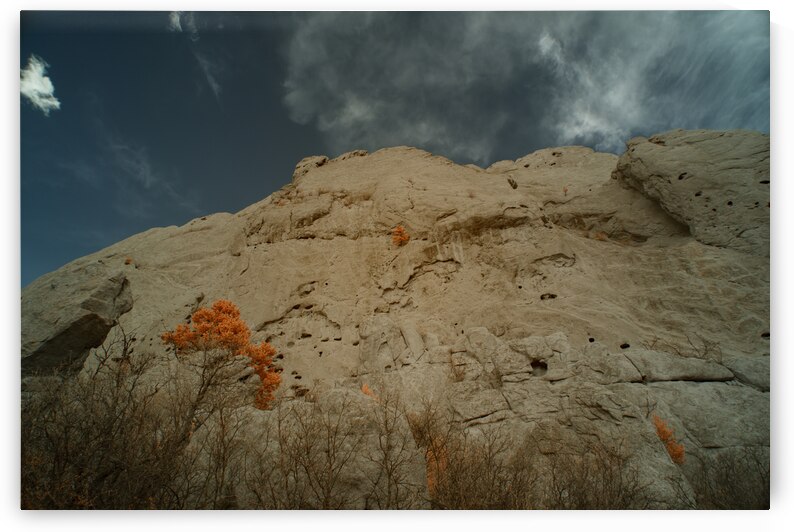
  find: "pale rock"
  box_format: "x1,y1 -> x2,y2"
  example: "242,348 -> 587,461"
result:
613,129 -> 769,256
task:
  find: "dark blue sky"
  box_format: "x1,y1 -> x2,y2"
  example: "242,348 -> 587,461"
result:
20,11 -> 769,286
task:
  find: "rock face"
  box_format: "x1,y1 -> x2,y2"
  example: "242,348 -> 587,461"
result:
613,129 -> 770,256
22,263 -> 133,375
21,129 -> 769,508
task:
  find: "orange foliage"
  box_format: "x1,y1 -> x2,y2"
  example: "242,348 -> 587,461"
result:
161,299 -> 281,410
392,225 -> 410,246
653,415 -> 685,465
361,383 -> 379,401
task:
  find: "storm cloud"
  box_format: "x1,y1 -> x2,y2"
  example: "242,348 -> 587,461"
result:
281,12 -> 769,163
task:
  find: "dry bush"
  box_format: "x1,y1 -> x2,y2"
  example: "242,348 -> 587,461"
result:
22,320 -> 261,509
642,333 -> 722,363
533,438 -> 651,509
22,333 -> 177,509
406,401 -> 534,509
688,447 -> 769,509
243,398 -> 365,509
363,387 -> 426,509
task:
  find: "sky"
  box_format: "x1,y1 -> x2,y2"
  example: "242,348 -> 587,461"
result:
20,10 -> 770,286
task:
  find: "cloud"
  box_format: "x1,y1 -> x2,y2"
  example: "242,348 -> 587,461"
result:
193,51 -> 222,100
104,135 -> 200,219
281,12 -> 769,162
168,11 -> 182,32
168,11 -> 199,41
20,55 -> 61,116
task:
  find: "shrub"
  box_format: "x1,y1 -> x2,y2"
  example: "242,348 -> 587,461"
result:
162,299 -> 281,410
653,415 -> 685,464
392,225 -> 410,246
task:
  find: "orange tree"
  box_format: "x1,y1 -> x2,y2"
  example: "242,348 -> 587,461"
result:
162,299 -> 281,410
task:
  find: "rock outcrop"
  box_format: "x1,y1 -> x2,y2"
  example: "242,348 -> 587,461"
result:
21,129 -> 769,508
22,263 -> 133,375
613,129 -> 770,256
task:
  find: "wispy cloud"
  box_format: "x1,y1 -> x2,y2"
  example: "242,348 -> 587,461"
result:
168,12 -> 223,100
20,55 -> 61,116
167,11 -> 198,41
193,51 -> 222,100
281,12 -> 769,162
105,135 -> 200,219
58,160 -> 101,187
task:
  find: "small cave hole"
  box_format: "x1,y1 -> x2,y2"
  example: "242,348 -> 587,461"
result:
694,191 -> 702,197
292,304 -> 300,310
294,375 -> 302,380
318,351 -> 323,356
620,343 -> 630,349
727,201 -> 733,206
305,304 -> 314,310
678,172 -> 688,180
540,293 -> 557,300
588,337 -> 595,343
760,180 -> 770,184
761,332 -> 770,339
276,354 -> 284,360
385,365 -> 392,370
300,332 -> 312,338
290,370 -> 298,375
352,340 -> 360,346
518,285 -> 523,289
712,208 -> 717,212
531,360 -> 548,376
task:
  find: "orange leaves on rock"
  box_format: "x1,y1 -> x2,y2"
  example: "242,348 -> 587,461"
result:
161,299 -> 281,410
392,225 -> 410,246
361,383 -> 379,401
652,414 -> 685,465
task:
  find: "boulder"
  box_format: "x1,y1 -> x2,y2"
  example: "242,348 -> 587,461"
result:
613,129 -> 769,256
22,263 -> 133,374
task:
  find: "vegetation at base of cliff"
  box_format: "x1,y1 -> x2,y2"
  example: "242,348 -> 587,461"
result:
21,306 -> 768,509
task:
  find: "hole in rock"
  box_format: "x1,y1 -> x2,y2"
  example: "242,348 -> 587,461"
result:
352,340 -> 360,346
678,173 -> 688,180
531,360 -> 548,376
540,293 -> 557,300
695,191 -> 702,197
620,343 -> 630,349
760,180 -> 769,184
291,370 -> 298,375
727,201 -> 733,206
761,332 -> 770,338
300,332 -> 312,338
588,337 -> 595,343
276,354 -> 284,360
518,285 -> 523,289
294,375 -> 302,380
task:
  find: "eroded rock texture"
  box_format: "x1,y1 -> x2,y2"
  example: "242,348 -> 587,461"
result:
21,130 -> 769,508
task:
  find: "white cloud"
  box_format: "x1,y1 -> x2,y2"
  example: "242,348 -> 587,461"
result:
20,55 -> 61,116
168,11 -> 183,32
168,11 -> 199,42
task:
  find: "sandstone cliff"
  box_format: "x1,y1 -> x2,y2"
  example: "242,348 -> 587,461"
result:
21,129 -> 770,509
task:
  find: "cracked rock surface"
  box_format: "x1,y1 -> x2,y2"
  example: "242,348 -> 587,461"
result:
21,132 -> 769,508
